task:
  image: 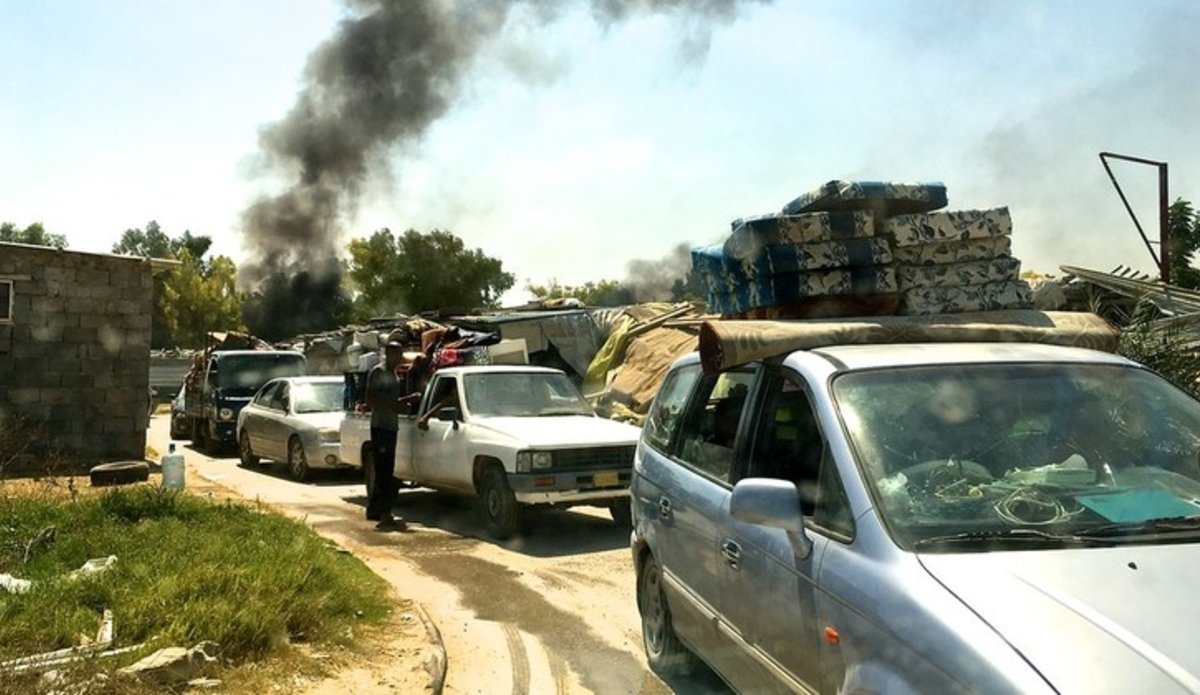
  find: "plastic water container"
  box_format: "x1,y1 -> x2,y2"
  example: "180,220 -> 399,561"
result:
162,443 -> 185,490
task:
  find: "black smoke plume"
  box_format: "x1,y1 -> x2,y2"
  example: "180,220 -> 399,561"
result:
241,0 -> 766,339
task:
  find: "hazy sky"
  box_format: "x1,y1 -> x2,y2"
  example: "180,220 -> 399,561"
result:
3,0 -> 1197,301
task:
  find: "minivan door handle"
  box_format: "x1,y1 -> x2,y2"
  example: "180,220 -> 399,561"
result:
721,539 -> 741,570
658,497 -> 672,520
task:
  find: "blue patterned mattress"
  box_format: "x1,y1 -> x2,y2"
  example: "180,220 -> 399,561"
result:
725,211 -> 875,259
781,180 -> 948,217
694,237 -> 892,280
706,266 -> 898,316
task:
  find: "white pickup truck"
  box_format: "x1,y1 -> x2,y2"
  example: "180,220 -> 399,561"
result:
339,365 -> 643,538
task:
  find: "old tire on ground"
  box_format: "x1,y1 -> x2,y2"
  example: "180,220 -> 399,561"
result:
90,461 -> 151,488
478,466 -> 522,540
287,436 -> 311,482
238,430 -> 259,468
638,552 -> 696,677
609,498 -> 633,527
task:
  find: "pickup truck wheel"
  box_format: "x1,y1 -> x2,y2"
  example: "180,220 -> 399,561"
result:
479,467 -> 521,539
363,447 -> 376,497
287,436 -> 311,482
238,431 -> 259,468
638,553 -> 695,677
609,499 -> 632,527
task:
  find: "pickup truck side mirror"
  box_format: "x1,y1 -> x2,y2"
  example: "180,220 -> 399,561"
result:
730,478 -> 813,559
436,406 -> 461,428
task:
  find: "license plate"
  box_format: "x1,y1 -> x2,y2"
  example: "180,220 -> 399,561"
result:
593,471 -> 619,488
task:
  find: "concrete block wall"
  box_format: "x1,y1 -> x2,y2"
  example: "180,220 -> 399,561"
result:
0,243 -> 155,464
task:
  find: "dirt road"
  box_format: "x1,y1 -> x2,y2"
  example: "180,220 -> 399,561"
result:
147,415 -> 727,695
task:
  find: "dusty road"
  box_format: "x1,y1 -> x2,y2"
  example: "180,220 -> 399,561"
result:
147,415 -> 728,695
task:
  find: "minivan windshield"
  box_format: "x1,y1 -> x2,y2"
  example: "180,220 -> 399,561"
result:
834,363 -> 1200,551
464,372 -> 594,418
216,354 -> 307,392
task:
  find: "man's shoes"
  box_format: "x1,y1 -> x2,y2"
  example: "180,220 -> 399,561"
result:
375,517 -> 407,532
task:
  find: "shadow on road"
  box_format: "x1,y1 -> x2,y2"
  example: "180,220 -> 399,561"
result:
320,486 -> 632,558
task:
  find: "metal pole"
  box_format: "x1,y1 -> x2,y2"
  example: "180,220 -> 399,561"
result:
1098,152 -> 1171,283
1159,162 -> 1170,284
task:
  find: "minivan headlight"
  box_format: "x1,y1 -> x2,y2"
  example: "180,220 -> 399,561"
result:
516,451 -> 531,473
218,408 -> 234,421
532,451 -> 553,469
318,428 -> 339,443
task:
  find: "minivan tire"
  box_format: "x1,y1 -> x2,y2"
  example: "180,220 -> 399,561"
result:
638,552 -> 696,677
478,467 -> 521,539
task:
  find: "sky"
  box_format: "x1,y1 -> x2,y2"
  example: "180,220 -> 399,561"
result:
3,0 -> 1199,304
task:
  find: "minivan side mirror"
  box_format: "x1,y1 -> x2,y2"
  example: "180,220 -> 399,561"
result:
730,478 -> 813,559
436,406 -> 461,425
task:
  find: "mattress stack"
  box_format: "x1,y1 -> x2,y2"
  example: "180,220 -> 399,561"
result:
888,207 -> 1031,315
693,209 -> 895,317
693,180 -> 1033,318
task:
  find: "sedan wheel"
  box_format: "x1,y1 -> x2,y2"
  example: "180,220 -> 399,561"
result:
238,431 -> 260,467
287,436 -> 311,482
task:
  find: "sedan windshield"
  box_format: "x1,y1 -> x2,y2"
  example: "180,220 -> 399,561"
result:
291,382 -> 344,414
464,372 -> 594,418
834,363 -> 1200,551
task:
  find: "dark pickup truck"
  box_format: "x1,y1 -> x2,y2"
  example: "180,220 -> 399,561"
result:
184,349 -> 307,451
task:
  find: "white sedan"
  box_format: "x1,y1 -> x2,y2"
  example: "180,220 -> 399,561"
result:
236,376 -> 348,481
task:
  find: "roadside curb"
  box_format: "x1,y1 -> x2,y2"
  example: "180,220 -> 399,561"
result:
181,461 -> 449,694
413,603 -> 447,694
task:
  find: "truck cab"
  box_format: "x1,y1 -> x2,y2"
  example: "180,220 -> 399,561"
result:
340,365 -> 643,538
186,350 -> 307,451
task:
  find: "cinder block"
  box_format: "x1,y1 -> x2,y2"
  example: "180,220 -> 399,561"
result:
7,387 -> 41,405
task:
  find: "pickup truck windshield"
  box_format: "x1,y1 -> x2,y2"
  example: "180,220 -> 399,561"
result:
834,363 -> 1200,551
464,372 -> 595,418
216,354 -> 307,392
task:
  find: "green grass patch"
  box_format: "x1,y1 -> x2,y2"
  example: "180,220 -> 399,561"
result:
0,485 -> 391,670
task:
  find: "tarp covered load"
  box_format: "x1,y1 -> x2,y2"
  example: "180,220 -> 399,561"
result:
698,310 -> 1119,374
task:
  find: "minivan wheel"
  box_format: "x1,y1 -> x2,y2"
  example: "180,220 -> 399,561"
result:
478,467 -> 521,539
238,431 -> 259,468
638,553 -> 695,677
287,436 -> 311,482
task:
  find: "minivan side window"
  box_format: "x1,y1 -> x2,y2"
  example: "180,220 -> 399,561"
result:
675,369 -> 756,485
748,371 -> 854,539
643,363 -> 702,453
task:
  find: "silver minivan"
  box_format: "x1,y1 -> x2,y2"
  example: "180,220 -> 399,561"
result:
632,343 -> 1200,693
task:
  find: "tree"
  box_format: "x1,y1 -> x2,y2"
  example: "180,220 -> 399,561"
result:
112,221 -> 212,271
347,228 -> 515,317
525,278 -> 634,307
1167,199 -> 1200,289
112,221 -> 239,348
0,222 -> 67,249
161,249 -> 247,347
669,268 -> 705,303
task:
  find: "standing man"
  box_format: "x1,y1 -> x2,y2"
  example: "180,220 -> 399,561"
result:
364,331 -> 418,531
